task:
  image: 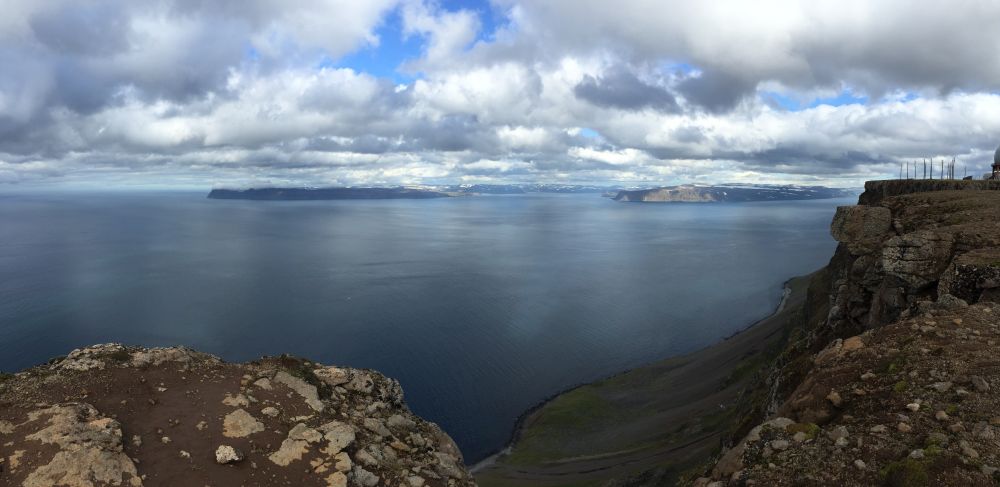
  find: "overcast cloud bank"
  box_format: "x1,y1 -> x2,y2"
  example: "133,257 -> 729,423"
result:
2,0 -> 1000,188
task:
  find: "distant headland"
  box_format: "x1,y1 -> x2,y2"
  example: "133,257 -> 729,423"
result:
208,184 -> 622,200
207,187 -> 452,200
207,183 -> 857,203
613,183 -> 855,202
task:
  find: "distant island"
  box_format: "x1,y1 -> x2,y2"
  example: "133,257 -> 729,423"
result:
613,184 -> 855,202
444,184 -> 618,194
208,184 -> 623,200
208,184 -> 854,202
208,187 -> 452,200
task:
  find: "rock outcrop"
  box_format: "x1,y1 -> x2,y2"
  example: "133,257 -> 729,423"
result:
696,187 -> 1000,486
0,345 -> 474,487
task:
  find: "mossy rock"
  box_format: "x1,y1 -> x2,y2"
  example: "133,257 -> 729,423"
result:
785,422 -> 820,440
881,458 -> 930,486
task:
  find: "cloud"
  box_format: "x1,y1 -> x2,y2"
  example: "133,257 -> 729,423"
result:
3,0 -> 1000,188
574,66 -> 680,112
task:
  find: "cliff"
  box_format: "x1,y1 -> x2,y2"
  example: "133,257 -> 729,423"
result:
858,179 -> 1000,205
695,186 -> 1000,486
0,345 -> 474,487
613,184 -> 853,203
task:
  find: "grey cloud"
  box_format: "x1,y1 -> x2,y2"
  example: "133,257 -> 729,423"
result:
574,67 -> 679,112
676,70 -> 757,113
499,1 -> 1000,97
29,4 -> 130,57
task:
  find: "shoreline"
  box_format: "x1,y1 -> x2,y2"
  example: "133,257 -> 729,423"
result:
471,278 -> 796,474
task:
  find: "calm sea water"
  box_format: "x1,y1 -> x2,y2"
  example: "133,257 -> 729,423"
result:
0,191 -> 852,461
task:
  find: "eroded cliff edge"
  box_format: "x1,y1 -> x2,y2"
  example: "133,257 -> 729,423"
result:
0,345 -> 474,487
695,185 -> 1000,486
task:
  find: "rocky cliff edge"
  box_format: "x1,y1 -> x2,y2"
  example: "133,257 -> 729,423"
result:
0,345 -> 474,487
695,187 -> 1000,486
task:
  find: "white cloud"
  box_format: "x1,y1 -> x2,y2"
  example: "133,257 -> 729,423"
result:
3,0 -> 1000,188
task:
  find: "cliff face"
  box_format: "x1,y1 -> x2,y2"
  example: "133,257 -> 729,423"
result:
0,344 -> 473,487
858,179 -> 1000,205
697,187 -> 1000,486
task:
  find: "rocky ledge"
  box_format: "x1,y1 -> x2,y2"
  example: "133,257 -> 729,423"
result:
694,188 -> 1000,486
0,345 -> 473,487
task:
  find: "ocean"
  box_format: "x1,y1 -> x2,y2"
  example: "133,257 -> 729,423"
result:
0,191 -> 852,461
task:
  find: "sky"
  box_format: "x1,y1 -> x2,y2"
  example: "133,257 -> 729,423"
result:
2,0 -> 1000,189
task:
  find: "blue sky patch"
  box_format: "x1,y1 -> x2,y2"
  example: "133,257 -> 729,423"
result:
764,89 -> 869,111
328,0 -> 500,83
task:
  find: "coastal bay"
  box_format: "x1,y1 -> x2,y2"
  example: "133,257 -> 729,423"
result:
475,273 -> 819,486
0,192 -> 846,463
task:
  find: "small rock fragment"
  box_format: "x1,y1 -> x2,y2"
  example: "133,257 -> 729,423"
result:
826,390 -> 843,407
971,376 -> 991,392
326,471 -> 348,487
222,393 -> 250,407
223,409 -> 265,438
960,440 -> 980,459
215,445 -> 244,464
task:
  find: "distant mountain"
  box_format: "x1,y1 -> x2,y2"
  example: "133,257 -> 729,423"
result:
445,184 -> 619,194
207,187 -> 451,200
444,184 -> 526,194
613,184 -> 855,202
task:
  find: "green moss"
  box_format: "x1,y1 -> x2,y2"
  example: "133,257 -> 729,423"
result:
880,458 -> 930,487
893,380 -> 908,393
785,422 -> 820,440
879,354 -> 908,374
946,404 -> 959,415
880,445 -> 945,487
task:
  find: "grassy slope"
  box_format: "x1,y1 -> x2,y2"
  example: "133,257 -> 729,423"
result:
475,273 -> 819,487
